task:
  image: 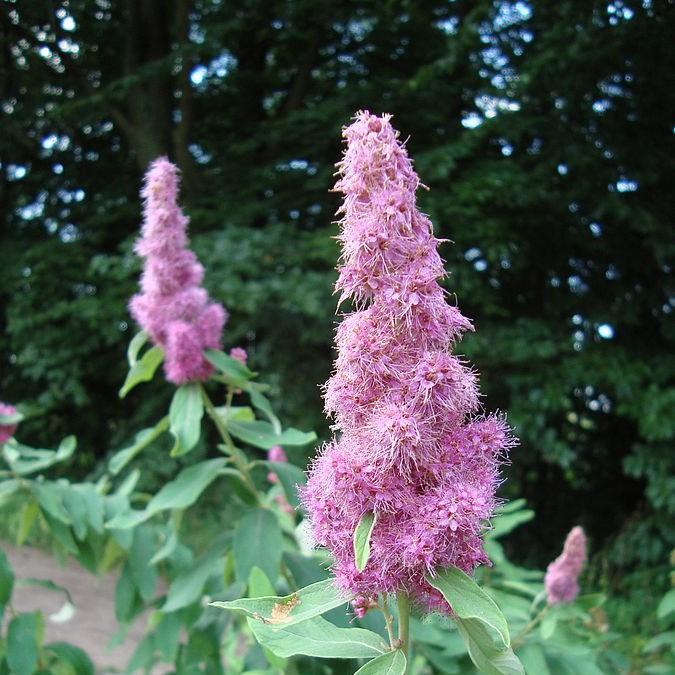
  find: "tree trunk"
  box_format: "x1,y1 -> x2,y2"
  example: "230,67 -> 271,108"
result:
124,0 -> 173,172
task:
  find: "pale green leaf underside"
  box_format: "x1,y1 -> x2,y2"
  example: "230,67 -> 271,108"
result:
211,578 -> 349,629
354,649 -> 407,674
353,511 -> 377,572
427,566 -> 510,648
119,344 -> 163,398
428,566 -> 524,675
248,615 -> 388,659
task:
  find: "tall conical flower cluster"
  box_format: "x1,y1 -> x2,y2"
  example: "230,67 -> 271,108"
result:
129,158 -> 227,384
301,112 -> 515,612
544,526 -> 587,605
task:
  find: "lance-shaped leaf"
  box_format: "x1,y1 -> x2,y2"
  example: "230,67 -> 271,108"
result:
204,348 -> 255,386
7,612 -> 41,675
456,622 -> 524,675
248,387 -> 282,434
248,615 -> 388,659
234,508 -> 283,583
354,650 -> 407,675
108,417 -> 169,475
106,458 -> 226,529
169,383 -> 204,456
228,420 -> 316,450
353,511 -> 377,572
2,435 -> 76,475
427,566 -> 524,675
258,460 -> 306,509
126,331 -> 148,365
0,409 -> 24,426
0,548 -> 14,619
211,578 -> 349,629
119,345 -> 164,398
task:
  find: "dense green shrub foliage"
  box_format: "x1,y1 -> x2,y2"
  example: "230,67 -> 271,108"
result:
1,0 -> 672,636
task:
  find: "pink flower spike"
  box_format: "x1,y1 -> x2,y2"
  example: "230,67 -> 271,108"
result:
301,112 -> 516,613
0,402 -> 18,444
129,158 -> 227,385
544,526 -> 587,605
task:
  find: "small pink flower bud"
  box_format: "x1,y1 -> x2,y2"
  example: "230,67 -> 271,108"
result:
229,347 -> 248,364
268,445 -> 287,463
0,402 -> 18,444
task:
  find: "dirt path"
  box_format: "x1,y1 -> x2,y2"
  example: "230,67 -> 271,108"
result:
3,543 -> 167,674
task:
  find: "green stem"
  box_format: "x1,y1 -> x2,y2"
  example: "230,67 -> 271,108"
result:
512,604 -> 548,649
397,591 -> 410,665
380,595 -> 397,650
200,384 -> 260,503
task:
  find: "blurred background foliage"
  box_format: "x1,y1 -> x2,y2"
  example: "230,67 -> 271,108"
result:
0,0 -> 672,643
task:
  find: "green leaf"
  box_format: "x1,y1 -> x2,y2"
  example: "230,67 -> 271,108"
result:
127,331 -> 148,366
129,526 -> 158,601
643,631 -> 675,654
149,529 -> 177,566
488,509 -> 535,539
148,458 -> 225,513
248,568 -> 288,671
456,622 -> 524,675
427,567 -> 524,675
263,461 -> 306,508
7,612 -> 40,675
62,486 -> 89,540
115,563 -> 140,623
248,615 -> 387,659
32,482 -> 71,524
0,548 -> 14,618
354,650 -> 407,675
211,578 -> 349,628
228,420 -> 316,450
161,535 -> 230,612
0,410 -> 24,426
248,388 -> 282,434
119,344 -> 164,398
46,642 -> 95,675
106,458 -> 226,529
127,633 -> 155,673
108,417 -> 169,475
417,643 -> 461,672
215,405 -> 256,423
3,436 -> 76,475
0,478 -> 21,506
154,612 -> 182,661
233,508 -> 282,582
657,589 -> 675,620
518,643 -> 551,675
248,567 -> 277,597
427,567 -> 510,648
76,484 -> 105,534
353,512 -> 377,572
169,383 -> 204,456
540,609 -> 558,639
494,499 -> 527,515
204,348 -> 255,384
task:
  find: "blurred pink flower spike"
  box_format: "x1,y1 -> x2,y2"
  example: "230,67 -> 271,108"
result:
129,157 -> 227,384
